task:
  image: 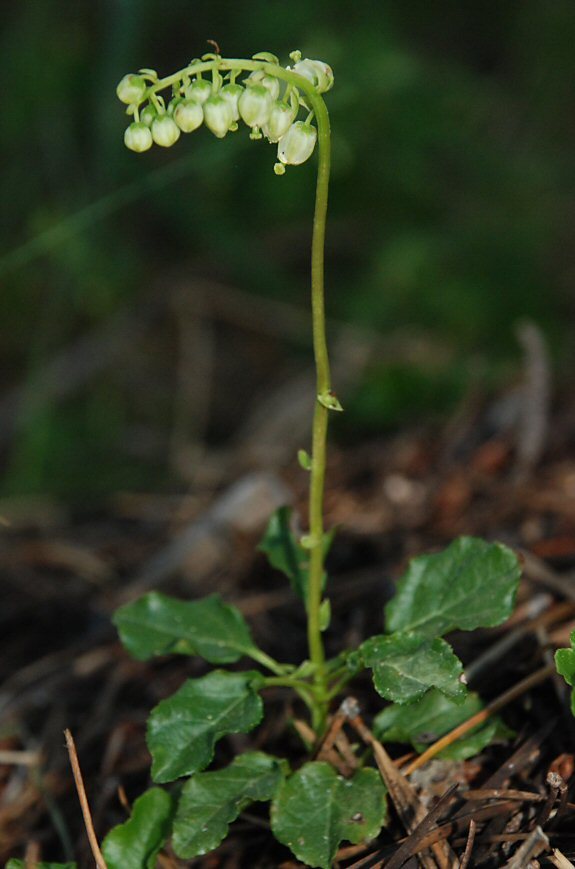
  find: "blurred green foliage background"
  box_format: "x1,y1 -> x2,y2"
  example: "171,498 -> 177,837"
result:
2,0 -> 574,500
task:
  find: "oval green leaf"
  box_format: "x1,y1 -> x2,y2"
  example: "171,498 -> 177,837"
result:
374,688 -> 513,759
102,788 -> 173,869
271,762 -> 387,869
172,752 -> 287,858
113,592 -> 258,664
148,670 -> 264,782
385,536 -> 521,638
361,632 -> 466,704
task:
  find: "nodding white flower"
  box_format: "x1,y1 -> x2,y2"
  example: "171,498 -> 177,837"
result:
263,100 -> 297,143
203,94 -> 233,138
117,74 -> 147,105
260,75 -> 280,100
151,115 -> 181,147
277,121 -> 317,165
124,122 -> 153,152
238,84 -> 273,127
292,59 -> 334,93
219,83 -> 243,121
185,79 -> 212,104
140,104 -> 158,127
116,74 -> 147,105
173,98 -> 204,133
247,71 -> 281,101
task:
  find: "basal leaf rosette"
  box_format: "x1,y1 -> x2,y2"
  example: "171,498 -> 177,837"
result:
116,51 -> 332,171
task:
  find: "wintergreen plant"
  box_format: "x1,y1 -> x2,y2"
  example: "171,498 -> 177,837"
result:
8,49 -> 522,869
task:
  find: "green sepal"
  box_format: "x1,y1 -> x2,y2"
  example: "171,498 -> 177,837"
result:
102,788 -> 173,869
319,598 -> 331,632
172,752 -> 287,858
113,592 -> 259,664
252,51 -> 280,64
148,670 -> 264,783
374,689 -> 514,760
385,536 -> 521,638
271,763 -> 387,869
360,631 -> 466,704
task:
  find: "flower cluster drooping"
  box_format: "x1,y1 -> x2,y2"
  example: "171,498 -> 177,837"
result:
116,51 -> 333,171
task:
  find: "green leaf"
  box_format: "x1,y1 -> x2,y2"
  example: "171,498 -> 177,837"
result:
258,507 -> 309,601
555,631 -> 575,715
113,592 -> 259,664
258,507 -> 334,605
172,752 -> 287,858
374,689 -> 513,759
148,670 -> 264,783
6,863 -> 76,869
271,763 -> 387,869
385,536 -> 521,638
102,788 -> 173,869
360,632 -> 466,704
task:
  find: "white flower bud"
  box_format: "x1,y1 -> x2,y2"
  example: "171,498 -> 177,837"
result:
185,79 -> 212,104
263,100 -> 297,143
203,94 -> 233,138
238,84 -> 273,128
173,98 -> 203,133
151,115 -> 181,147
140,104 -> 157,127
124,122 -> 153,152
219,83 -> 243,121
247,71 -> 280,100
293,59 -> 334,93
277,121 -> 317,165
262,75 -> 280,100
116,74 -> 147,105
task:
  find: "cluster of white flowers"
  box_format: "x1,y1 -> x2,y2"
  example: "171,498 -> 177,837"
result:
116,52 -> 333,171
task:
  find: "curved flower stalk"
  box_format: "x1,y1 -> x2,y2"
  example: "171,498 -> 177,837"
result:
117,50 -> 336,731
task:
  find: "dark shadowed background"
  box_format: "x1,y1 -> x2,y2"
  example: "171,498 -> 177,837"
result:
2,0 -> 574,501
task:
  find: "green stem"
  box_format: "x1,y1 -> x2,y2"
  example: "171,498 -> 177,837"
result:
305,91 -> 332,735
247,648 -> 288,676
262,676 -> 317,711
139,55 -> 334,735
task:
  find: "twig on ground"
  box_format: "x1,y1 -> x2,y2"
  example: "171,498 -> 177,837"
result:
503,824 -> 549,867
458,818 -> 476,869
64,729 -> 107,869
0,750 -> 41,766
549,848 -> 575,868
